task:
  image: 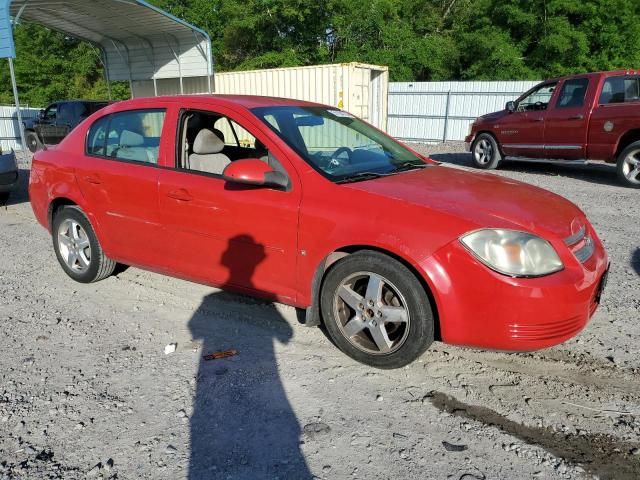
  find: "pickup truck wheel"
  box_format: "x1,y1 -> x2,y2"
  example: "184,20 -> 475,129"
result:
26,131 -> 42,153
617,141 -> 640,188
471,133 -> 502,169
320,250 -> 434,369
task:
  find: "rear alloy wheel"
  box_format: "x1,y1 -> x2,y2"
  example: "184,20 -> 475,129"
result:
471,133 -> 502,169
25,130 -> 42,153
616,141 -> 640,188
52,206 -> 116,283
320,251 -> 434,369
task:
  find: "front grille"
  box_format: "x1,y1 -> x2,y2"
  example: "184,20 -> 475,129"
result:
0,171 -> 18,185
508,315 -> 584,342
564,222 -> 594,264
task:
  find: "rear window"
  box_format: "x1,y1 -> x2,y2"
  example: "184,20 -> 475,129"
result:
86,109 -> 165,164
600,76 -> 640,104
556,78 -> 589,108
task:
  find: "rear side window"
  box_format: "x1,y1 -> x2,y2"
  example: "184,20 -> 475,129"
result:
600,76 -> 640,104
556,78 -> 589,108
86,109 -> 165,164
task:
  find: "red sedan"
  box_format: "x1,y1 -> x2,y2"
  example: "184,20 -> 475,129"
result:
29,95 -> 609,368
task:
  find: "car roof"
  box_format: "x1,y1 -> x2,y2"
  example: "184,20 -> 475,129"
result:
109,94 -> 327,111
543,70 -> 640,84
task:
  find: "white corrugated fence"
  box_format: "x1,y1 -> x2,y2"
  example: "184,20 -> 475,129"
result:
387,81 -> 540,143
0,105 -> 40,152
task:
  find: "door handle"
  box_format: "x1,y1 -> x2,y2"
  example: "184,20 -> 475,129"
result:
532,117 -> 544,122
83,175 -> 102,185
568,114 -> 584,120
166,189 -> 192,202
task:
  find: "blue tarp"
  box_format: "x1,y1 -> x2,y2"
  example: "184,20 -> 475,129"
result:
0,0 -> 16,58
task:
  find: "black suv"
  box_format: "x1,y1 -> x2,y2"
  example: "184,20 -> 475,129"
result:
25,100 -> 109,152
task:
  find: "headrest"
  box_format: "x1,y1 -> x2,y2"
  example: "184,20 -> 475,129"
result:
120,130 -> 144,147
193,128 -> 224,154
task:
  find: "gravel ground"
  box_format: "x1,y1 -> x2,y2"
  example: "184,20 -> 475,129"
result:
0,146 -> 639,480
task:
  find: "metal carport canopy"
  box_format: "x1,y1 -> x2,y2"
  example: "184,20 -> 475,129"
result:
1,0 -> 214,95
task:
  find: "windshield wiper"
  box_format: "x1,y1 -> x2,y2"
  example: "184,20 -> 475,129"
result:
335,171 -> 393,184
393,161 -> 430,173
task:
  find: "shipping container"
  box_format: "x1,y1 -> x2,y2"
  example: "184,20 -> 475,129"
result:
214,63 -> 389,131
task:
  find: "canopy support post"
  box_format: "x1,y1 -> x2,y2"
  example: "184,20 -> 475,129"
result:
8,57 -> 28,161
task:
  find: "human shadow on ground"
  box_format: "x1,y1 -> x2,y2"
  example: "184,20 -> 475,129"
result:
188,234 -> 312,479
430,152 -> 624,188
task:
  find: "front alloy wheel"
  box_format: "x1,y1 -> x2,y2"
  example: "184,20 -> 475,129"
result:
471,133 -> 502,169
320,250 -> 434,369
334,272 -> 410,355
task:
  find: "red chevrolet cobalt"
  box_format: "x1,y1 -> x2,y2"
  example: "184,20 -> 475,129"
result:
29,96 -> 609,368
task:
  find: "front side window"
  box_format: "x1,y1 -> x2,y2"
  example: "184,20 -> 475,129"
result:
599,76 -> 640,104
180,110 -> 283,178
517,83 -> 557,112
252,106 -> 425,182
43,105 -> 57,121
556,78 -> 589,108
86,109 -> 165,164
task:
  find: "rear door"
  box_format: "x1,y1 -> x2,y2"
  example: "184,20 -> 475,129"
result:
498,83 -> 557,158
543,76 -> 592,159
74,108 -> 166,267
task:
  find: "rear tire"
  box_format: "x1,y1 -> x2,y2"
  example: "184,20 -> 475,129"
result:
320,250 -> 434,369
52,206 -> 116,283
25,130 -> 42,153
0,192 -> 9,205
471,133 -> 502,169
616,141 -> 640,188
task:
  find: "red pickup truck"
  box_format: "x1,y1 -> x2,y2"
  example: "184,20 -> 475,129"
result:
465,70 -> 640,188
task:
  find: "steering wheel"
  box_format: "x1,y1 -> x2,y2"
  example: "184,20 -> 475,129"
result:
326,147 -> 353,171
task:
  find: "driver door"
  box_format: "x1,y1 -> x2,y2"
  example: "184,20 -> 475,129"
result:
157,105 -> 302,302
38,104 -> 58,144
498,82 -> 557,158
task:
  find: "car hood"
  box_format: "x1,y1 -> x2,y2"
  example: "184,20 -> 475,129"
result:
478,109 -> 509,123
345,166 -> 583,240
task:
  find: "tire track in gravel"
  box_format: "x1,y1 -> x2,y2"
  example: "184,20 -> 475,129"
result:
429,391 -> 640,480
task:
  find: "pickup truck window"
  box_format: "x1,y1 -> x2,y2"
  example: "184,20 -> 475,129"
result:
600,76 -> 640,104
556,78 -> 589,108
43,105 -> 57,121
517,83 -> 557,112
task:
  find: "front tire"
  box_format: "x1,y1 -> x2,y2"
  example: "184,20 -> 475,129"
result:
471,133 -> 502,169
52,206 -> 116,283
320,251 -> 434,369
616,141 -> 640,188
25,130 -> 43,153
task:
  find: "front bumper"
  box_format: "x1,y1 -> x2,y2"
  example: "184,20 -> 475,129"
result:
464,134 -> 474,152
422,228 -> 608,351
0,151 -> 18,192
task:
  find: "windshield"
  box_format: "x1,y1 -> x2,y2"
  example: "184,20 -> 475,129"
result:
251,106 -> 427,182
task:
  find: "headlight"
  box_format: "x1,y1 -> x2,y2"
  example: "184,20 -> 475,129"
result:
467,122 -> 475,136
460,229 -> 563,277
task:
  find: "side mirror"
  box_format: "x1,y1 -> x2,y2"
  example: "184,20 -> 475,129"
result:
222,158 -> 288,189
38,109 -> 45,119
506,101 -> 516,113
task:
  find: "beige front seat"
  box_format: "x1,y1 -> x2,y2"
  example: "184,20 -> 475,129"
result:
188,128 -> 231,175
